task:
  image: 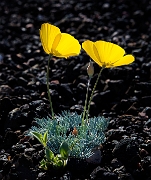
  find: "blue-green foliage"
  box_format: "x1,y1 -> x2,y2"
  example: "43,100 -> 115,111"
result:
29,111 -> 109,159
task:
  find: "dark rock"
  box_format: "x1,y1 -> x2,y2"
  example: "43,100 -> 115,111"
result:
18,77 -> 28,86
135,82 -> 151,96
140,143 -> 151,155
0,97 -> 14,113
142,156 -> 151,170
145,119 -> 151,128
24,147 -> 36,157
32,144 -> 43,150
13,86 -> 27,95
59,83 -> 73,101
141,107 -> 151,118
2,159 -> 11,175
5,107 -> 29,130
140,96 -> 151,107
106,128 -> 127,141
102,171 -> 118,180
0,85 -> 13,96
0,152 -> 11,175
0,53 -> 4,63
77,82 -> 87,92
113,166 -> 127,177
67,157 -> 95,178
92,90 -> 112,105
37,172 -> 50,180
70,104 -> 83,114
112,139 -> 140,168
0,0 -> 151,179
20,104 -> 30,112
90,166 -> 106,179
18,154 -> 33,167
8,76 -> 18,87
108,79 -> 125,96
111,158 -> 123,169
12,144 -> 27,154
26,58 -> 36,66
9,173 -> 19,179
140,148 -> 149,158
126,104 -> 138,116
119,173 -> 134,180
3,130 -> 18,149
29,100 -> 45,109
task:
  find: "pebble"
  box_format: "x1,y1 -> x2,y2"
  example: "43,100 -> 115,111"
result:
0,85 -> 13,96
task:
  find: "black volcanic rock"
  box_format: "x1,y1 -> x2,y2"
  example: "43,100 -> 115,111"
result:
0,0 -> 151,179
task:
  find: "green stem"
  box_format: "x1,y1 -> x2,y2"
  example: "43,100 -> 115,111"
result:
82,78 -> 91,125
86,67 -> 104,121
47,54 -> 55,119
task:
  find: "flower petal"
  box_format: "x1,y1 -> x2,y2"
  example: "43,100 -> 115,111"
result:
94,41 -> 125,66
112,55 -> 135,67
40,23 -> 61,54
93,43 -> 104,67
82,40 -> 102,66
53,33 -> 81,58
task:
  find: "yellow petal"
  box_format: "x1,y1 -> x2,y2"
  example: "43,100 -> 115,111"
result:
40,23 -> 61,54
94,41 -> 125,66
82,40 -> 102,66
112,55 -> 135,67
51,33 -> 62,51
93,43 -> 104,67
52,33 -> 81,58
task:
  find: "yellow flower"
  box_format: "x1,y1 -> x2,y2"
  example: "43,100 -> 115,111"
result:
82,40 -> 134,68
40,23 -> 81,58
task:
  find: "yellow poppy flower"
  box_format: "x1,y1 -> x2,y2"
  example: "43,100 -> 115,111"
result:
82,40 -> 134,68
40,23 -> 81,58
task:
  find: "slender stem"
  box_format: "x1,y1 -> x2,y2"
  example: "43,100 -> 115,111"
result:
86,67 -> 104,121
82,78 -> 91,125
47,54 -> 55,119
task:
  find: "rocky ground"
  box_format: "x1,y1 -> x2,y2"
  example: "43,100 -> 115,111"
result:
0,0 -> 151,179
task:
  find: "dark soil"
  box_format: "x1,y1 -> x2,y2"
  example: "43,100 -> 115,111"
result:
0,0 -> 151,179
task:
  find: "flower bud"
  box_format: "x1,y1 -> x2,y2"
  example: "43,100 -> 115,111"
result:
87,61 -> 94,77
72,127 -> 78,136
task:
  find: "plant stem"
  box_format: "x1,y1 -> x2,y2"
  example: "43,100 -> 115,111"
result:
82,78 -> 91,125
47,54 -> 55,119
86,67 -> 104,121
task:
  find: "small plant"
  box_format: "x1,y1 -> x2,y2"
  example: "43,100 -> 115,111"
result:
28,23 -> 134,169
29,131 -> 69,169
30,111 -> 109,168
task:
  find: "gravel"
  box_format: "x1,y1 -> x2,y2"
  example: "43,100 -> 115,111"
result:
0,0 -> 151,179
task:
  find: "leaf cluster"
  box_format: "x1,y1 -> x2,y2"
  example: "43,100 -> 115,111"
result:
29,111 -> 109,161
